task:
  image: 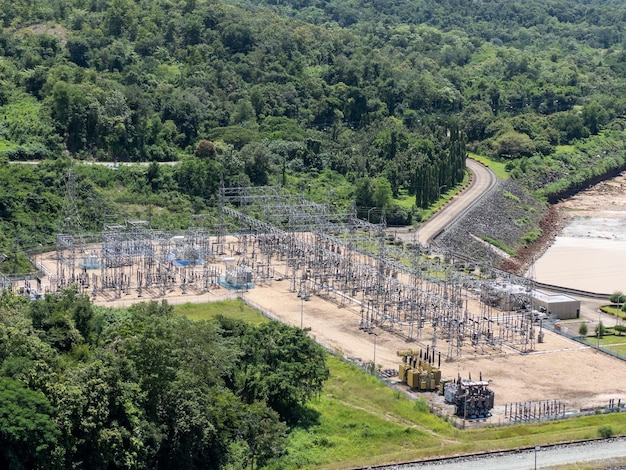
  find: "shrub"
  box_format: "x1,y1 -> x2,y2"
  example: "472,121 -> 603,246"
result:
385,203 -> 412,226
521,228 -> 542,246
414,398 -> 430,413
502,190 -> 520,203
598,426 -> 614,438
609,291 -> 626,305
614,325 -> 626,336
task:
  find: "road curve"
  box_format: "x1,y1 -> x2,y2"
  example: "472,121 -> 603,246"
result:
389,159 -> 497,246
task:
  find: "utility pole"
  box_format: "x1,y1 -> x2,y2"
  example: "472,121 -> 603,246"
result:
368,331 -> 378,375
367,207 -> 377,224
598,309 -> 601,349
534,445 -> 540,469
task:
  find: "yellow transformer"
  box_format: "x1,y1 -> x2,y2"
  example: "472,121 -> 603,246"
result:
407,369 -> 421,389
398,350 -> 442,392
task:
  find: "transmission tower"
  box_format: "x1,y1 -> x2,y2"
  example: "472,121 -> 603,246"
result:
56,159 -> 85,288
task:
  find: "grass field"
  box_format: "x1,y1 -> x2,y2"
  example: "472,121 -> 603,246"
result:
600,305 -> 626,321
603,344 -> 626,356
177,302 -> 626,469
174,299 -> 269,325
468,152 -> 510,180
597,334 -> 626,345
277,356 -> 626,469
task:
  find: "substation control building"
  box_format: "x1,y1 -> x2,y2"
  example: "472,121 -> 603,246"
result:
487,283 -> 581,320
531,290 -> 581,320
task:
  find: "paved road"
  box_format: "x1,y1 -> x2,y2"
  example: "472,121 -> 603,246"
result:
386,438 -> 626,469
389,159 -> 497,246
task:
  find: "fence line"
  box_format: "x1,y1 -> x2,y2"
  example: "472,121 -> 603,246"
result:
543,320 -> 626,361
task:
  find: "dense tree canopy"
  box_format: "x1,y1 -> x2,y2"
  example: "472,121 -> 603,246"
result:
1,0 -> 626,270
0,289 -> 329,468
1,0 -> 623,189
2,1 -> 626,466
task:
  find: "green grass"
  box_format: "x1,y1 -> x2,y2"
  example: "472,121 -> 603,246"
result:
601,343 -> 626,356
274,355 -> 626,469
174,299 -> 269,325
482,236 -> 516,256
468,152 -> 510,180
599,305 -> 626,320
555,144 -> 576,153
521,228 -> 542,247
394,188 -> 417,210
0,137 -> 16,151
596,334 -> 626,346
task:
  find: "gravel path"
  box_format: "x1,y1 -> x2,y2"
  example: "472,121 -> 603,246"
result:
374,438 -> 626,469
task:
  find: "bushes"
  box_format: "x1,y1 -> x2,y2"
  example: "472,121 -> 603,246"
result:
385,204 -> 412,226
614,325 -> 626,336
0,143 -> 52,161
598,426 -> 614,438
521,228 -> 542,247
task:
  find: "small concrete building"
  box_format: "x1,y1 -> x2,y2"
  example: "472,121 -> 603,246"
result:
531,289 -> 580,320
485,282 -> 581,320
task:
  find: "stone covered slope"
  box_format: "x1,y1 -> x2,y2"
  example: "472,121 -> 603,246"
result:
434,179 -> 550,270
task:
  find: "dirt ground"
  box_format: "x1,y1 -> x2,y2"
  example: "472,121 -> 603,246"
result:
241,282 -> 626,420
558,171 -> 626,214
28,174 -> 626,421
30,252 -> 624,422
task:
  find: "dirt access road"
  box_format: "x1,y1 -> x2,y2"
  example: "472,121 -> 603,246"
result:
389,159 -> 497,245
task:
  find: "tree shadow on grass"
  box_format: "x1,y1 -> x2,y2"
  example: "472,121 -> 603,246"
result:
288,404 -> 321,430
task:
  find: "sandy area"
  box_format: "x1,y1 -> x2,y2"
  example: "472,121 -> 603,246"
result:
45,258 -> 622,420
534,172 -> 626,294
240,280 -> 626,419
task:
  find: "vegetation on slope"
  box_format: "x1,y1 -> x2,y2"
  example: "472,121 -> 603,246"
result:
173,302 -> 626,469
2,290 -> 623,469
1,0 -> 626,270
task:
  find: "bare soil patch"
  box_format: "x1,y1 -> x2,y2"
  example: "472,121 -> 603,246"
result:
240,280 -> 626,420
10,23 -> 69,45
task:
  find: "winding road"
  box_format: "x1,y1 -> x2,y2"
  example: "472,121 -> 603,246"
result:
389,158 -> 497,246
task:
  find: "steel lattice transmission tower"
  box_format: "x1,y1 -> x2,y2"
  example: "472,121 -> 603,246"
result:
56,159 -> 85,288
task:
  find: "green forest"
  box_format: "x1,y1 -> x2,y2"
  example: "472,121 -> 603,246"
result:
2,0 -> 626,271
0,290 -> 329,468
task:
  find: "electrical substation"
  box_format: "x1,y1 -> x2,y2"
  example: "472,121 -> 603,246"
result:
52,185 -> 545,358
444,373 -> 495,419
22,184 -> 622,422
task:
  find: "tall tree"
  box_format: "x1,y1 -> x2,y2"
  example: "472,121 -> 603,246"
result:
0,377 -> 59,469
235,321 -> 329,423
